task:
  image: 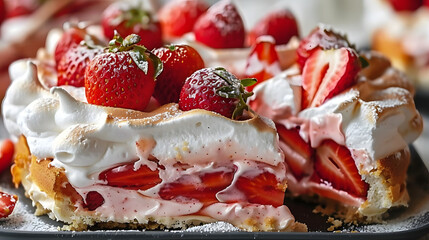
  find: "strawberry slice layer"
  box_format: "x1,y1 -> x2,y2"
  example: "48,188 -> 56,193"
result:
301,47 -> 360,109
99,163 -> 161,190
235,171 -> 286,207
277,125 -> 313,180
313,140 -> 369,198
245,36 -> 281,91
0,191 -> 17,218
159,168 -> 235,205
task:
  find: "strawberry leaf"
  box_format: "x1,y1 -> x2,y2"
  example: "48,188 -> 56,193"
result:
108,32 -> 163,78
240,78 -> 257,87
213,67 -> 255,120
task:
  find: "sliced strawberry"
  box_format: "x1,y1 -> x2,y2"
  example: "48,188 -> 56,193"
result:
235,171 -> 285,207
83,191 -> 104,211
99,162 -> 161,190
159,168 -> 235,205
248,8 -> 299,46
276,125 -> 313,180
301,47 -> 360,109
313,140 -> 369,198
296,26 -> 352,71
244,36 -> 281,92
0,139 -> 14,174
388,0 -> 423,12
0,191 -> 17,218
158,0 -> 208,39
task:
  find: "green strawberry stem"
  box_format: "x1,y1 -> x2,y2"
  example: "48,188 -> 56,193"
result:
108,32 -> 163,78
214,67 -> 257,120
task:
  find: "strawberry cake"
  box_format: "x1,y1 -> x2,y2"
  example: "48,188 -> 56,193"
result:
249,25 -> 423,223
2,21 -> 306,232
0,0 -> 424,233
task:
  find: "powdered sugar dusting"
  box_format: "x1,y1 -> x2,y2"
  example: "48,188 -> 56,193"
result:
181,222 -> 240,232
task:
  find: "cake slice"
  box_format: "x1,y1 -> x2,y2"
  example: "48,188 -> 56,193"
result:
2,26 -> 306,232
249,26 -> 423,223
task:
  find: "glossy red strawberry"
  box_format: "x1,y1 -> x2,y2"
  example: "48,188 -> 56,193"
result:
152,44 -> 205,105
388,0 -> 423,12
313,140 -> 369,198
193,0 -> 245,49
0,191 -> 17,218
99,162 -> 161,190
102,1 -> 162,50
244,36 -> 281,91
83,191 -> 104,211
159,168 -> 235,205
57,43 -> 103,87
248,9 -> 299,46
235,171 -> 285,207
179,67 -> 256,119
85,33 -> 162,111
158,0 -> 208,39
301,47 -> 360,109
54,25 -> 87,66
277,125 -> 313,180
0,139 -> 14,174
297,26 -> 352,71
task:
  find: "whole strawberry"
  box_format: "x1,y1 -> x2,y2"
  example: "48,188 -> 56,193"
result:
158,0 -> 208,39
57,43 -> 103,87
85,33 -> 162,111
152,44 -> 205,105
179,67 -> 256,119
193,0 -> 245,49
248,9 -> 299,46
102,1 -> 162,50
54,25 -> 87,66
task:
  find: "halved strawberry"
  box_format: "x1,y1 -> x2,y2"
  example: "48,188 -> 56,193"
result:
296,26 -> 352,71
99,162 -> 161,190
235,171 -> 285,207
159,168 -> 235,205
301,47 -> 360,109
276,125 -> 313,180
244,36 -> 281,91
313,140 -> 369,198
0,191 -> 17,218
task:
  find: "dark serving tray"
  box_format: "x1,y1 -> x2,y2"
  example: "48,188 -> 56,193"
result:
0,146 -> 428,240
